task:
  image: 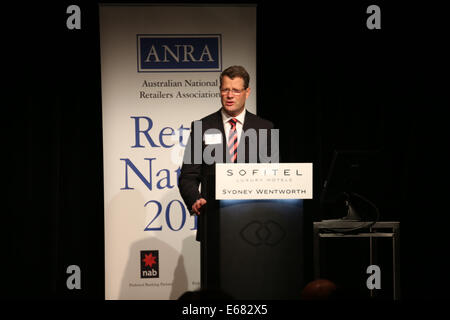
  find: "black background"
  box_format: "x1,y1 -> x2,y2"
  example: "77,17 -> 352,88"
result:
3,0 -> 449,303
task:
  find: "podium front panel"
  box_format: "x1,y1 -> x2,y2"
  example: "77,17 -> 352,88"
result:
218,199 -> 311,299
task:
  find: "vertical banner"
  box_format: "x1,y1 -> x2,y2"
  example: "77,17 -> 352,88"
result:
100,5 -> 257,299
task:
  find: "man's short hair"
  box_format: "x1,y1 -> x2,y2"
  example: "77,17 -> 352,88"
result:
220,65 -> 250,89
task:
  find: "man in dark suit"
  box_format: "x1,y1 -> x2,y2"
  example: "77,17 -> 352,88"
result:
178,65 -> 278,289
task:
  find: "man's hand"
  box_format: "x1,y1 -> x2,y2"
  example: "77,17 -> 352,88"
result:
192,198 -> 207,215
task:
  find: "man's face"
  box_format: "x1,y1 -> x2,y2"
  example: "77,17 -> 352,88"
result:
220,76 -> 251,117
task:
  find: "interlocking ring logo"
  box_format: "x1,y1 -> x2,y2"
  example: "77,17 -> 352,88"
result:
240,220 -> 286,246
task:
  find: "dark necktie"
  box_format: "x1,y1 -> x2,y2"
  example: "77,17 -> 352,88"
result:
227,118 -> 238,163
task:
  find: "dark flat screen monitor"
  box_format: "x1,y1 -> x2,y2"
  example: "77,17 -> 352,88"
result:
319,149 -> 384,221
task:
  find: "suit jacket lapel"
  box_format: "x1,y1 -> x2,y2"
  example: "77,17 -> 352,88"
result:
243,111 -> 256,163
243,110 -> 253,132
213,109 -> 227,163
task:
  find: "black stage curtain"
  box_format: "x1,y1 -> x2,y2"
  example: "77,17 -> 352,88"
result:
4,3 -> 104,299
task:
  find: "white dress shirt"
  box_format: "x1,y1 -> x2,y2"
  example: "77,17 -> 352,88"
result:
221,108 -> 246,145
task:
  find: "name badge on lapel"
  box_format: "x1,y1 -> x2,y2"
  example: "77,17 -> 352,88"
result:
204,133 -> 222,145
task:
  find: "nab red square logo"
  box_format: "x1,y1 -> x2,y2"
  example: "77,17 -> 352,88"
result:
140,250 -> 159,278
